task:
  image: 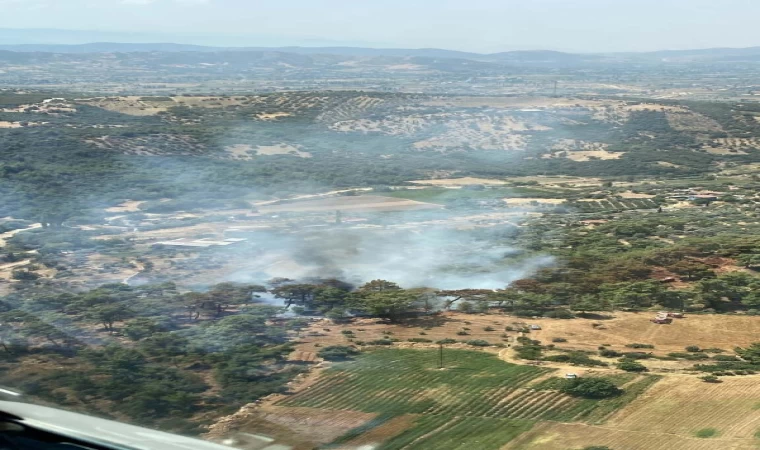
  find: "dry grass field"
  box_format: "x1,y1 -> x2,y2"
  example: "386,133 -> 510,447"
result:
510,376 -> 760,449
257,195 -> 443,213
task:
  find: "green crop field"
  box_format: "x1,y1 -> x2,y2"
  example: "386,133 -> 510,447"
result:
277,349 -> 660,448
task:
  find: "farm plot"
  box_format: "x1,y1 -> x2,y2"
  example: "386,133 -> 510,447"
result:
574,198 -> 659,212
257,195 -> 443,213
510,376 -> 760,450
277,349 -> 658,448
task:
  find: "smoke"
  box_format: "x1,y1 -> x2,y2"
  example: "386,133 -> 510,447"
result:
225,223 -> 553,290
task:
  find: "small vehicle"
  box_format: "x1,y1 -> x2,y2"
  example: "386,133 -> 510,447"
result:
565,373 -> 578,379
530,325 -> 542,330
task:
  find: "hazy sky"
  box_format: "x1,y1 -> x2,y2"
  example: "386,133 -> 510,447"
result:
1,0 -> 760,52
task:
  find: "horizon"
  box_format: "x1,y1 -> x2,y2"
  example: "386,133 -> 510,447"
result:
2,28 -> 760,55
2,0 -> 760,53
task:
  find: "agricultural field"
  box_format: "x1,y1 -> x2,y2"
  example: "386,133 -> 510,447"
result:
511,376 -> 760,449
257,195 -> 444,213
222,348 -> 659,449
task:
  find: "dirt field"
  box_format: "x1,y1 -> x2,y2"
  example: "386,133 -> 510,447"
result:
207,405 -> 376,450
510,376 -> 760,449
0,223 -> 41,246
503,198 -> 566,205
409,177 -> 508,186
255,144 -> 311,158
258,195 -> 443,213
105,200 -> 144,213
292,312 -> 760,373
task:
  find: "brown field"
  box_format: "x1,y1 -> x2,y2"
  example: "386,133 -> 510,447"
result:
292,312 -> 760,374
564,150 -> 624,162
105,200 -> 144,213
619,191 -> 656,199
207,405 -> 376,450
0,223 -> 41,246
409,177 -> 508,186
510,376 -> 760,450
503,198 -> 566,205
258,195 -> 443,213
255,144 -> 311,158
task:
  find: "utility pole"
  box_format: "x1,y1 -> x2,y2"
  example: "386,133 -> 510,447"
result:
553,80 -> 558,97
439,343 -> 444,369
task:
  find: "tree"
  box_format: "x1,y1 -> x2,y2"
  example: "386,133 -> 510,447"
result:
617,359 -> 648,372
317,345 -> 359,361
436,289 -> 492,311
358,279 -> 401,293
737,254 -> 760,270
353,289 -> 419,322
89,304 -> 132,333
669,261 -> 714,281
561,377 -> 622,399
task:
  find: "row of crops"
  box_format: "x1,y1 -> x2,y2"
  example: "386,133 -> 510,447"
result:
573,198 -> 660,212
276,349 -> 661,449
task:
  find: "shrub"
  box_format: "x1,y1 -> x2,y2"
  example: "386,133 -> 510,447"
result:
505,326 -> 515,331
419,332 -> 427,335
552,337 -> 568,343
366,339 -> 393,346
436,338 -> 457,344
544,308 -> 575,319
686,346 -> 701,353
626,343 -> 654,349
712,355 -> 740,362
599,349 -> 622,358
317,345 -> 360,361
456,331 -> 470,336
702,348 -> 725,353
341,330 -> 354,335
621,352 -> 653,360
694,428 -> 719,438
700,375 -> 720,383
583,447 -> 612,450
515,345 -> 543,360
407,338 -> 433,343
561,378 -> 622,399
618,359 -> 648,372
466,340 -> 490,347
484,326 -> 495,331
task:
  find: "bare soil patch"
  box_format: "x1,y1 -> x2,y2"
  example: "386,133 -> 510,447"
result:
258,195 -> 442,213
510,376 -> 760,450
409,177 -> 508,186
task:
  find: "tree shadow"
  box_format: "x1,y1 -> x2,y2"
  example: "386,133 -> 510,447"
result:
576,312 -> 616,320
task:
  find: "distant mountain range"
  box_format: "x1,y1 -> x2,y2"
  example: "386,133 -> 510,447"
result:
3,41 -> 760,65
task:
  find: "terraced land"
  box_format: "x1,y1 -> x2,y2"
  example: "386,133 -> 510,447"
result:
274,349 -> 660,449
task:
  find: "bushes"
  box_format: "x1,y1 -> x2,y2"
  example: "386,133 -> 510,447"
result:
599,349 -> 622,358
618,359 -> 648,372
366,339 -> 393,346
552,337 -> 568,343
456,331 -> 470,336
668,352 -> 709,360
621,352 -> 653,360
561,377 -> 622,399
700,374 -> 721,383
436,338 -> 457,345
545,352 -> 608,367
407,338 -> 433,343
317,345 -> 360,361
515,344 -> 543,360
466,340 -> 491,347
543,309 -> 575,319
625,343 -> 654,349
685,345 -> 701,353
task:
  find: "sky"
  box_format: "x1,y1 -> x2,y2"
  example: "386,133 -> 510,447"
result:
1,0 -> 760,53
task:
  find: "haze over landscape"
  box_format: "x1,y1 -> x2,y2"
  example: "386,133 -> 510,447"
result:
3,0 -> 760,52
4,2 -> 760,449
